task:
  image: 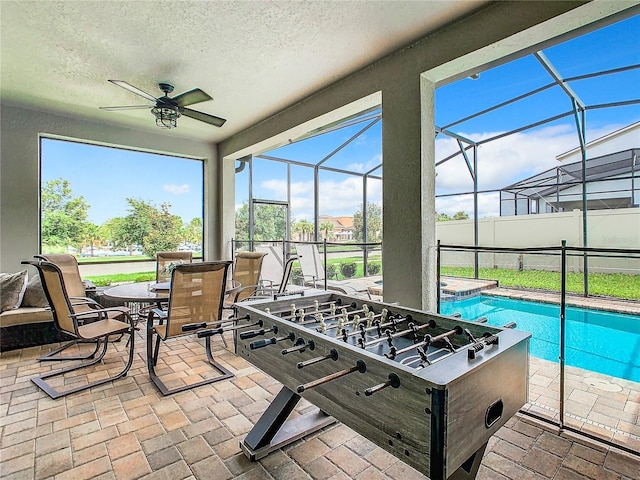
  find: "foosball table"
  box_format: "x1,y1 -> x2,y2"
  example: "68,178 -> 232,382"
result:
231,291 -> 530,480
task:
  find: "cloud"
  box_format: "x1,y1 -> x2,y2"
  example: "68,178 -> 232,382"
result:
163,184 -> 190,195
433,123 -> 625,217
260,176 -> 382,220
435,124 -> 580,193
436,193 -> 500,218
253,122 -> 629,221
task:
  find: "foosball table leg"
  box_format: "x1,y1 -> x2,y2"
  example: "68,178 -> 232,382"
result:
447,442 -> 487,480
240,386 -> 336,461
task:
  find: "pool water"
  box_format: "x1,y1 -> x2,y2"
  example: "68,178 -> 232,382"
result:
440,295 -> 640,383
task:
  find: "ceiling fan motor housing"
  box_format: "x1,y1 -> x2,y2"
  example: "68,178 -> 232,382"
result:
158,82 -> 175,95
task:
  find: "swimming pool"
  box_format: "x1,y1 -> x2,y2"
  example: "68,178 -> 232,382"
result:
440,295 -> 640,383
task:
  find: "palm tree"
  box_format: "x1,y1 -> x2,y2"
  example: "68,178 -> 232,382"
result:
320,221 -> 334,241
294,220 -> 314,242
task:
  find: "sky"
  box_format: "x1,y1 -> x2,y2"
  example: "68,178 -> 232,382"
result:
236,14 -> 639,221
42,15 -> 639,226
41,139 -> 204,225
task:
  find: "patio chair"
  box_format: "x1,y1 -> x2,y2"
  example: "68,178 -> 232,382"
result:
223,251 -> 267,308
156,251 -> 193,283
34,253 -> 107,361
22,260 -> 135,399
294,243 -> 370,297
146,261 -> 233,395
255,245 -> 298,297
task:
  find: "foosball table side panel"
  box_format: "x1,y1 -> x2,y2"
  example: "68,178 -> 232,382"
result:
236,307 -> 437,474
442,334 -> 530,477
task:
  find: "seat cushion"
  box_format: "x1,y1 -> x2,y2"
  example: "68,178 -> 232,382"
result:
0,307 -> 53,327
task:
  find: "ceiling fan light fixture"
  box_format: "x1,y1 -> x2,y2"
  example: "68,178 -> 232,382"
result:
151,105 -> 180,128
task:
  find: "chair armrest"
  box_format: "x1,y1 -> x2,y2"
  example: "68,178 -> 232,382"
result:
69,296 -> 102,308
71,306 -> 133,325
146,308 -> 167,325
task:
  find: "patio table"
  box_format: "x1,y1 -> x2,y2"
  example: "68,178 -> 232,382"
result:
102,280 -> 242,305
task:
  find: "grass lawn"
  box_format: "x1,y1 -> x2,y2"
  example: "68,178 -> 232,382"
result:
441,266 -> 640,300
85,271 -> 155,286
84,258 -> 638,301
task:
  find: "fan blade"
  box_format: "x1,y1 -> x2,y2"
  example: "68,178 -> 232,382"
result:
172,88 -> 212,107
182,108 -> 226,127
108,80 -> 157,102
99,105 -> 152,111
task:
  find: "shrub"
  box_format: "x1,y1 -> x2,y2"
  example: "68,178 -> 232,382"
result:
340,262 -> 357,278
367,261 -> 381,276
291,265 -> 304,285
326,263 -> 338,280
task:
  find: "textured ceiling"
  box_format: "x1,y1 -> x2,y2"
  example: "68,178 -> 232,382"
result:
0,0 -> 486,143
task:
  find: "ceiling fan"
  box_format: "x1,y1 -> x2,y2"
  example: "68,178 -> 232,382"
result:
100,80 -> 226,129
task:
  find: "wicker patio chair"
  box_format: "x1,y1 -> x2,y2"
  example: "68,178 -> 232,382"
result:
146,261 -> 233,395
22,260 -> 135,399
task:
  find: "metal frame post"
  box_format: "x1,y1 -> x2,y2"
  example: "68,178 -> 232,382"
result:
559,239 -> 567,429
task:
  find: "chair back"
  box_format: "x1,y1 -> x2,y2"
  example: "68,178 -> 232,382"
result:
255,246 -> 283,284
35,254 -> 85,298
156,251 -> 193,282
233,251 -> 267,302
295,243 -> 325,284
164,261 -> 231,337
23,260 -> 77,336
256,245 -> 297,295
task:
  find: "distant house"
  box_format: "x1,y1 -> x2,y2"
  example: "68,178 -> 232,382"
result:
319,215 -> 354,241
500,122 -> 640,216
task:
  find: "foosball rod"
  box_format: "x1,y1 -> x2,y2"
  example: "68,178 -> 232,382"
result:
250,332 -> 295,350
297,360 -> 367,393
360,320 -> 436,349
296,348 -> 339,369
401,346 -> 452,367
182,315 -> 251,332
281,338 -> 315,355
363,372 -> 401,396
271,299 -> 347,320
300,304 -> 364,324
341,314 -> 408,340
384,325 -> 463,359
316,310 -> 390,331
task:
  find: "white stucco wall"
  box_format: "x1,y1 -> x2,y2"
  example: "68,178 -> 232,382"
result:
437,208 -> 640,273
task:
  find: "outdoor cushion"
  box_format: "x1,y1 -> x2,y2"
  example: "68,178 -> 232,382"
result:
0,270 -> 28,313
21,274 -> 49,308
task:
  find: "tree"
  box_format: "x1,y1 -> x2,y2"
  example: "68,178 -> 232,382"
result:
41,178 -> 90,251
353,203 -> 382,243
108,199 -> 182,257
235,202 -> 287,241
293,219 -> 314,242
436,211 -> 469,221
80,222 -> 106,257
143,203 -> 183,256
183,217 -> 203,246
320,221 -> 334,240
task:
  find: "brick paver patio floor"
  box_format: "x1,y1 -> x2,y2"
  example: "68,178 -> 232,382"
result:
1,322 -> 638,480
